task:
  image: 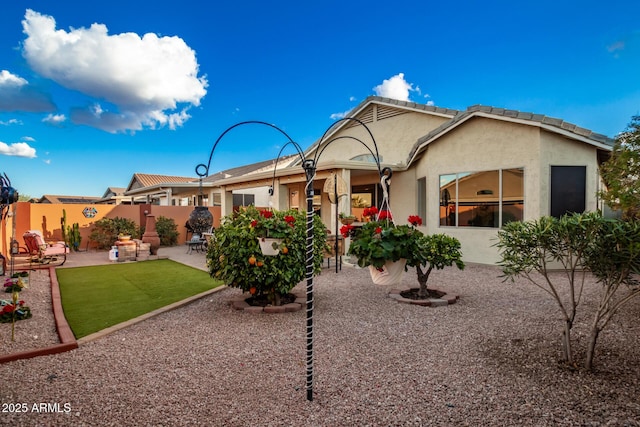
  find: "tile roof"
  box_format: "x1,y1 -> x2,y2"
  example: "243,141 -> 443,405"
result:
202,155 -> 296,183
133,173 -> 196,187
38,195 -> 101,204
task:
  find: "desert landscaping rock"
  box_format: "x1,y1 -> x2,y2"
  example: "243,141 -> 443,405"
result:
1,255 -> 639,426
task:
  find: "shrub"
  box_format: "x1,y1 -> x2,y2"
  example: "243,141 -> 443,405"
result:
89,217 -> 140,249
207,206 -> 327,305
497,211 -> 640,370
155,216 -> 179,246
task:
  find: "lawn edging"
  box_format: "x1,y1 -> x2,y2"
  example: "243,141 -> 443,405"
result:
77,285 -> 228,344
1,267 -> 227,363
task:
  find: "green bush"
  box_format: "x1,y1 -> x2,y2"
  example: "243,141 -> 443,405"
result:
156,216 -> 179,246
89,217 -> 140,249
207,206 -> 327,305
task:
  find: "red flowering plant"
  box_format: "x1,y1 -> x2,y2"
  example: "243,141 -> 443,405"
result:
363,206 -> 379,221
0,297 -> 32,323
250,208 -> 297,239
208,205 -> 328,306
349,210 -> 465,295
347,210 -> 423,269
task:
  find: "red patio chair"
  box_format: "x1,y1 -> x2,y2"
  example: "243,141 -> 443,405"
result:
22,230 -> 69,266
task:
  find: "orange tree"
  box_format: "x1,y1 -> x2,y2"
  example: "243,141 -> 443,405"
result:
207,206 -> 327,305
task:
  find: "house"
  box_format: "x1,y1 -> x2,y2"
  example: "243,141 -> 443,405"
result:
95,97 -> 612,264
188,96 -> 613,264
34,194 -> 102,204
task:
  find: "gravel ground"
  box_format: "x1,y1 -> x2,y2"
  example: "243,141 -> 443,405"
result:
1,263 -> 639,426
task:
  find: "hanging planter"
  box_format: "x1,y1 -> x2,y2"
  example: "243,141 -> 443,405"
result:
258,237 -> 283,256
368,258 -> 407,286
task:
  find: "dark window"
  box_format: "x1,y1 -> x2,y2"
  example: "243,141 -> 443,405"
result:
550,166 -> 586,218
232,194 -> 255,207
417,177 -> 426,222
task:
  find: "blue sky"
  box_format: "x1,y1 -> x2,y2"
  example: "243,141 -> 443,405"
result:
0,1 -> 639,198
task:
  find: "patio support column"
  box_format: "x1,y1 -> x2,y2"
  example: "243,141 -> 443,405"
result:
270,180 -> 288,210
220,187 -> 234,217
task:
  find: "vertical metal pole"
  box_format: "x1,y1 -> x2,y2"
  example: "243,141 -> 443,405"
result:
304,160 -> 316,401
334,173 -> 339,273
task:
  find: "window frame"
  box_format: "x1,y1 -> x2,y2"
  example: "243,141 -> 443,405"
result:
439,167 -> 524,229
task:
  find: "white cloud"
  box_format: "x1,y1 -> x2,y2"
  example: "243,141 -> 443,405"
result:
0,70 -> 27,87
330,110 -> 351,120
349,96 -> 356,102
373,73 -> 416,102
22,136 -> 35,142
21,9 -> 208,133
0,69 -> 56,112
42,113 -> 66,126
0,141 -> 37,158
0,118 -> 23,126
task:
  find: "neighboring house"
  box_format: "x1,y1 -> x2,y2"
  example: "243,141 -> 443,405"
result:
194,96 -> 614,264
95,187 -> 127,204
34,194 -> 102,204
123,173 -> 197,205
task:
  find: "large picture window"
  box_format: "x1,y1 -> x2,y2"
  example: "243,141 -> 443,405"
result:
439,168 -> 524,228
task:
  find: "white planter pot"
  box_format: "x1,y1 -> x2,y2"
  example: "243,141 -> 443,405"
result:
368,259 -> 407,286
258,238 -> 282,256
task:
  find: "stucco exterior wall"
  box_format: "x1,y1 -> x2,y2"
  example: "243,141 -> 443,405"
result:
407,117 -> 602,264
316,110 -> 449,166
539,130 -> 600,214
1,202 -> 220,256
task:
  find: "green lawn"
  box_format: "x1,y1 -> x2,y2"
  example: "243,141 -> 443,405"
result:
57,259 -> 222,338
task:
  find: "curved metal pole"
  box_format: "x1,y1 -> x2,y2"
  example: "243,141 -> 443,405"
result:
311,117 -> 382,167
196,120 -> 297,178
314,135 -> 383,176
268,140 -> 307,196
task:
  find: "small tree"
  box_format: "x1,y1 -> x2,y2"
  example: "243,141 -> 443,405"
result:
496,212 -> 601,366
599,115 -> 640,220
408,233 -> 465,298
208,206 -> 327,306
497,212 -> 640,370
582,218 -> 640,370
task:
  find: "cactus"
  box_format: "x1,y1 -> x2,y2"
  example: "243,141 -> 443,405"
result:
67,222 -> 82,252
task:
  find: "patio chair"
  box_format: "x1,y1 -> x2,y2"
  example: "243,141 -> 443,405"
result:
22,230 -> 69,266
186,233 -> 205,254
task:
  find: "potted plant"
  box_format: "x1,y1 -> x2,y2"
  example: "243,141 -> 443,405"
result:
345,210 -> 418,285
339,212 -> 357,225
208,206 -> 328,306
347,211 -> 465,291
250,208 -> 297,255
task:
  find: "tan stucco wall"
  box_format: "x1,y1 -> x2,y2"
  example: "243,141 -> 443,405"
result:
403,117 -> 603,264
316,110 -> 449,166
1,202 -> 221,256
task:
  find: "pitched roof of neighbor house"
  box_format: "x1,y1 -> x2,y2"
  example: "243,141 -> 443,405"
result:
36,195 -> 101,204
101,187 -> 126,198
126,173 -> 196,192
407,104 -> 615,165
